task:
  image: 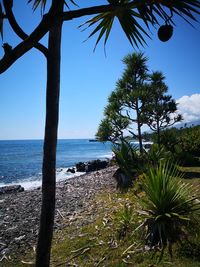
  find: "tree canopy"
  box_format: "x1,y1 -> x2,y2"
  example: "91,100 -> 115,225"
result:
96,52 -> 182,148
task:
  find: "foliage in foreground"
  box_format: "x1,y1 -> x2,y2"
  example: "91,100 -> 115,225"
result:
112,141 -> 144,189
142,162 -> 200,258
112,141 -> 173,190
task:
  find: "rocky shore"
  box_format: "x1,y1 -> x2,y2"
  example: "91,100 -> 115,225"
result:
0,166 -> 117,263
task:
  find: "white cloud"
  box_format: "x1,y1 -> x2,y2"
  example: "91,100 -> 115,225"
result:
176,93 -> 200,122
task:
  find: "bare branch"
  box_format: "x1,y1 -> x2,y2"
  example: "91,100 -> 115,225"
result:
61,3 -> 125,21
3,0 -> 48,57
0,0 -> 67,73
0,12 -> 54,74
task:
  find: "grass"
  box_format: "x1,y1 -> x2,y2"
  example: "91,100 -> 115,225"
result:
2,166 -> 200,267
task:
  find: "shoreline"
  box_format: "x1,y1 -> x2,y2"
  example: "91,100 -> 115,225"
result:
0,168 -> 86,191
0,166 -> 117,262
0,159 -> 112,191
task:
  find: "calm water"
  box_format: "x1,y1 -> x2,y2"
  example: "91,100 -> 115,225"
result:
0,139 -> 112,189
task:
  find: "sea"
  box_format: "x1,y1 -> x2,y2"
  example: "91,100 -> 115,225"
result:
0,139 -> 112,190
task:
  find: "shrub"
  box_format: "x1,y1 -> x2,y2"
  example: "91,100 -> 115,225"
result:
112,141 -> 143,189
157,125 -> 200,165
141,162 -> 200,258
145,144 -> 172,168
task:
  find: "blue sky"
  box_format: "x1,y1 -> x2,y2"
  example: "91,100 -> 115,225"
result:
0,1 -> 200,140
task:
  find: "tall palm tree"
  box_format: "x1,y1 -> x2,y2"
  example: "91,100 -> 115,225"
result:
0,1 -> 199,266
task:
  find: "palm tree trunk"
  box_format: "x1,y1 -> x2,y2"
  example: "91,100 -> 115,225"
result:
35,14 -> 63,267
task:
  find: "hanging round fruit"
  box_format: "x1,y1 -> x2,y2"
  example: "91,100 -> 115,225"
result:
158,24 -> 173,42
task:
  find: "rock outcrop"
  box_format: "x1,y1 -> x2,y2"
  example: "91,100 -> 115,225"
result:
0,185 -> 24,195
76,159 -> 109,172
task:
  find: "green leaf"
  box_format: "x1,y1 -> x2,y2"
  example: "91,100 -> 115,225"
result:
82,0 -> 200,49
28,0 -> 47,12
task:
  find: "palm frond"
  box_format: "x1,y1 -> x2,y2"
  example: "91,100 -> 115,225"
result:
28,0 -> 78,12
28,0 -> 47,12
79,6 -> 150,49
82,0 -> 200,49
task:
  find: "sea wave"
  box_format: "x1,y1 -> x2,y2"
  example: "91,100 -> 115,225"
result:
98,153 -> 113,159
0,167 -> 85,190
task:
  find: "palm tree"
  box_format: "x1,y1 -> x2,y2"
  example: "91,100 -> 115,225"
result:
0,1 -> 199,266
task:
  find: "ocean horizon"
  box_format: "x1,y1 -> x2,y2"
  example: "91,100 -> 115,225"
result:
0,139 -> 112,190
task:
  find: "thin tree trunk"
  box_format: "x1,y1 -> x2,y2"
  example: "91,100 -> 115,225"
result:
157,119 -> 160,148
136,99 -> 143,154
35,11 -> 63,267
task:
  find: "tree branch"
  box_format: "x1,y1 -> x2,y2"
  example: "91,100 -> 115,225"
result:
0,13 -> 54,74
0,0 -> 69,73
3,0 -> 48,57
60,0 -> 160,21
61,4 -> 118,21
0,2 -> 128,74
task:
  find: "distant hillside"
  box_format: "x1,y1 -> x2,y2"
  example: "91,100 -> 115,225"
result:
176,119 -> 200,129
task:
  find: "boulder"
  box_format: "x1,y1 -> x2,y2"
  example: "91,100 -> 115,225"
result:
67,168 -> 75,174
76,162 -> 86,172
76,160 -> 109,173
0,185 -> 24,195
86,159 -> 108,172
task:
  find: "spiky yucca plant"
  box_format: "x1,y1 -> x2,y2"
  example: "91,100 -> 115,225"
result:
112,141 -> 143,188
142,162 -> 200,257
113,142 -> 139,176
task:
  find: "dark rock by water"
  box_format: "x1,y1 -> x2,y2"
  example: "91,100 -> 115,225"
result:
76,159 -> 109,172
67,168 -> 75,174
0,185 -> 24,195
76,162 -> 86,172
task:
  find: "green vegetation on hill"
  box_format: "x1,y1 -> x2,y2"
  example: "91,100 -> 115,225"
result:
147,125 -> 200,166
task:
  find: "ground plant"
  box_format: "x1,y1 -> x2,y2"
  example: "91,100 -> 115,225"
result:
117,203 -> 135,239
112,141 -> 144,188
141,161 -> 200,259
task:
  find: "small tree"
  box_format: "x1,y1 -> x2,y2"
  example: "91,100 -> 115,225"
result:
96,52 -> 149,152
117,53 -> 149,153
143,72 -> 182,146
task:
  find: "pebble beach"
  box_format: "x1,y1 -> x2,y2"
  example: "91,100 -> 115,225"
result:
0,166 -> 117,263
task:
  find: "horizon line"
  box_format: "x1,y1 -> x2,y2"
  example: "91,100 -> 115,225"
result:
0,138 -> 95,141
